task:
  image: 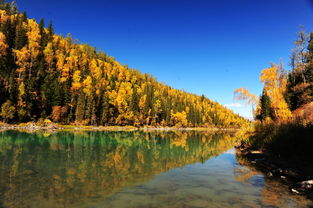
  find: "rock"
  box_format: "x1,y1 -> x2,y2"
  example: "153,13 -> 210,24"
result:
289,180 -> 313,195
291,188 -> 300,194
271,168 -> 283,176
251,150 -> 262,154
297,180 -> 313,189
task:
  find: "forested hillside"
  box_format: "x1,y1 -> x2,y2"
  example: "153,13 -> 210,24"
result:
0,1 -> 247,127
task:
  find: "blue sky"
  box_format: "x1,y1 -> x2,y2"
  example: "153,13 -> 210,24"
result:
15,0 -> 313,118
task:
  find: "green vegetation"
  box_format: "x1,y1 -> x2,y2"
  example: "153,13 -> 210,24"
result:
236,27 -> 313,160
0,1 -> 247,128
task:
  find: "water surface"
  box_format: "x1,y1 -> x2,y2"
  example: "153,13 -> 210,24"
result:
0,130 -> 311,208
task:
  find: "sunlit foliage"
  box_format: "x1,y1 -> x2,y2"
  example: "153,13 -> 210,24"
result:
0,2 -> 247,127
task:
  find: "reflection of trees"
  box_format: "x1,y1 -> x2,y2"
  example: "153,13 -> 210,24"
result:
233,156 -> 259,183
235,153 -> 311,207
0,130 -> 235,208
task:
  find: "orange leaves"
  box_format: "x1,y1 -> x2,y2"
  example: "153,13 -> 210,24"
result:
292,102 -> 313,126
0,32 -> 8,57
0,10 -> 8,24
52,106 -> 67,122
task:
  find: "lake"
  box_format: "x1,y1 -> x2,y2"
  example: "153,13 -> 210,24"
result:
0,130 -> 312,208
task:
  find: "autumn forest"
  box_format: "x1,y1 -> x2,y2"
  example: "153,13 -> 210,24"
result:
0,0 -> 313,207
0,1 -> 247,128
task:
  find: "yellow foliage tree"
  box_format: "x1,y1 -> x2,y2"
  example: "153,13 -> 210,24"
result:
43,42 -> 54,70
234,87 -> 259,117
13,47 -> 31,81
260,65 -> 292,120
171,111 -> 188,127
0,32 -> 8,57
26,19 -> 41,78
83,76 -> 93,96
71,70 -> 82,91
234,88 -> 258,106
18,82 -> 26,107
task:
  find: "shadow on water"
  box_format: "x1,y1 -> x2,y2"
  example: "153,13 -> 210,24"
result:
235,153 -> 313,208
0,130 -> 312,207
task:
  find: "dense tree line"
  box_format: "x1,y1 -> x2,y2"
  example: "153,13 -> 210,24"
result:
0,1 -> 246,127
235,27 -> 313,123
286,28 -> 313,112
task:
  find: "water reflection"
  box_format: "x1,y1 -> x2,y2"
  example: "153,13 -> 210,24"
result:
0,130 -> 311,208
0,131 -> 233,207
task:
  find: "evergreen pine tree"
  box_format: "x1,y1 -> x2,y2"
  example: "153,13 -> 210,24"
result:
257,90 -> 273,121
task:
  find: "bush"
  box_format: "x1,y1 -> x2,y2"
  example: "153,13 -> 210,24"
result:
247,120 -> 313,161
0,100 -> 16,122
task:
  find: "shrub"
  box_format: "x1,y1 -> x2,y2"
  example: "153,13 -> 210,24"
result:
0,100 -> 16,122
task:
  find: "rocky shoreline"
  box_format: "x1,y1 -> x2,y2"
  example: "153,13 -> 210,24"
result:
235,143 -> 313,199
0,122 -> 236,132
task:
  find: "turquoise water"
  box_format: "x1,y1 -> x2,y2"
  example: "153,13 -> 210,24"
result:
0,130 -> 311,208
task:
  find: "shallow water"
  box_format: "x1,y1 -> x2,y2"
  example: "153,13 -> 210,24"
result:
0,130 -> 311,208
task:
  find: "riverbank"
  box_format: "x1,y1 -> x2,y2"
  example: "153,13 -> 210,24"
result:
0,122 -> 238,132
233,119 -> 313,199
235,142 -> 313,199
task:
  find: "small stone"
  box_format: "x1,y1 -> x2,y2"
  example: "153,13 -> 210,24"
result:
251,150 -> 262,154
272,168 -> 283,175
291,188 -> 300,194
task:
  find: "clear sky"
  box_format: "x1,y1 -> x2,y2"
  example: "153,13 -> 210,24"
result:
14,0 -> 313,118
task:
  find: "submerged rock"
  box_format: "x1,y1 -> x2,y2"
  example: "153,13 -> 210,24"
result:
289,180 -> 313,194
267,172 -> 273,177
297,180 -> 313,189
291,188 -> 300,194
271,168 -> 283,176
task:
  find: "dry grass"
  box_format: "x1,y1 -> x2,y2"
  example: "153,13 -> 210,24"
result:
292,101 -> 313,126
